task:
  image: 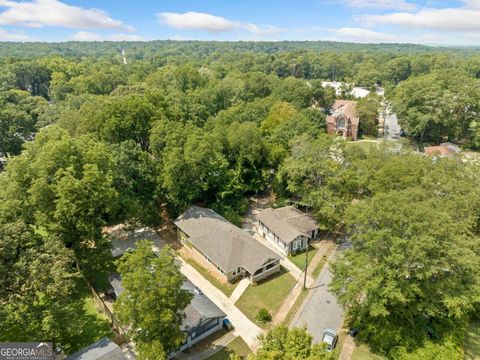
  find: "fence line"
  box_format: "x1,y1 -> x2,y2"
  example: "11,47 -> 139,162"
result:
82,276 -> 127,344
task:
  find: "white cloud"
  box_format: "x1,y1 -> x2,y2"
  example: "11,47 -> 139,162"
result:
0,27 -> 30,40
363,6 -> 480,32
0,0 -> 133,31
71,31 -> 144,41
157,11 -> 281,36
328,27 -> 398,42
341,0 -> 417,11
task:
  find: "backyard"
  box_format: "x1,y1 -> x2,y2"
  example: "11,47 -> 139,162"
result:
61,281 -> 114,355
235,268 -> 296,328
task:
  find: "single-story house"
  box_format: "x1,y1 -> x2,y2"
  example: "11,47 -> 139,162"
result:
176,279 -> 226,354
175,206 -> 281,283
256,206 -> 319,256
108,275 -> 226,356
65,337 -> 126,360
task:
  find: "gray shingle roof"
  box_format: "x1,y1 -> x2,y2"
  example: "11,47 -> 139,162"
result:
66,338 -> 126,360
181,279 -> 226,333
256,206 -> 318,244
175,206 -> 280,274
107,275 -> 225,335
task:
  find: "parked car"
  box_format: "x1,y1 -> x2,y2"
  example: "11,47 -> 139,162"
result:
322,329 -> 338,352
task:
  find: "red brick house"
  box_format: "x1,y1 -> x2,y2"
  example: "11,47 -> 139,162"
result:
327,100 -> 360,141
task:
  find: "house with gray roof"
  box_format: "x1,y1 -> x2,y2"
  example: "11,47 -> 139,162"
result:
66,337 -> 126,360
175,206 -> 281,283
256,206 -> 319,256
108,274 -> 226,355
176,279 -> 226,353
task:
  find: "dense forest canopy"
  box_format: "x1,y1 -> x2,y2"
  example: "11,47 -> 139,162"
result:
0,40 -> 480,359
1,40 -> 479,59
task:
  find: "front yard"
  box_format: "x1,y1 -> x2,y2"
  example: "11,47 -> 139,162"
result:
288,245 -> 318,270
206,337 -> 251,360
235,268 -> 296,328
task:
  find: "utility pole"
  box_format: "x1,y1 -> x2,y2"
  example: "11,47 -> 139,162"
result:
303,245 -> 308,289
303,203 -> 310,290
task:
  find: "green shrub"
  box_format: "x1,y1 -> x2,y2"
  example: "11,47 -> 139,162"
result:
256,308 -> 272,323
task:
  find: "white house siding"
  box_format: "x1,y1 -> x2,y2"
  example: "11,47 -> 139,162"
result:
258,222 -> 289,256
290,236 -> 309,253
251,261 -> 281,283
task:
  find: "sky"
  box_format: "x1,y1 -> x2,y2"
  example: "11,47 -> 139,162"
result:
0,0 -> 479,45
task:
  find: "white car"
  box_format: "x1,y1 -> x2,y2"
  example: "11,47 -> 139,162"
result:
322,329 -> 338,352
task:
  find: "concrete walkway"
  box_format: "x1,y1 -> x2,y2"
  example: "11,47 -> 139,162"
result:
339,335 -> 355,360
306,240 -> 335,280
229,278 -> 250,303
178,257 -> 263,350
272,280 -> 303,325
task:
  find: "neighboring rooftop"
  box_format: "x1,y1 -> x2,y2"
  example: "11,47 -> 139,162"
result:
327,100 -> 359,126
65,338 -> 126,360
175,206 -> 280,274
256,206 -> 318,244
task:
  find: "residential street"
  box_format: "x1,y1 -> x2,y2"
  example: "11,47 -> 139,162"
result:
384,111 -> 400,140
290,254 -> 343,343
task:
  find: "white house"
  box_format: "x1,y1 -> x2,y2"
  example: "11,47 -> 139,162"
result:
256,206 -> 319,256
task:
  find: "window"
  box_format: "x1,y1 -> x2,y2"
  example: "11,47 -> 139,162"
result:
336,116 -> 346,129
266,262 -> 277,270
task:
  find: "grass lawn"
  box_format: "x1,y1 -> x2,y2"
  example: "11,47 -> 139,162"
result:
206,336 -> 251,360
351,344 -> 385,360
288,245 -> 318,270
183,256 -> 238,297
282,288 -> 308,326
311,257 -> 327,279
347,141 -> 378,153
63,281 -> 114,355
235,269 -> 295,328
465,321 -> 480,359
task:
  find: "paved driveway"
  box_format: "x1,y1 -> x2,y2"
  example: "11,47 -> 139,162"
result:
178,258 -> 263,350
290,260 -> 343,343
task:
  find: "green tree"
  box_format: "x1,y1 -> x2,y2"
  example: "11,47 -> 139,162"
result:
331,186 -> 480,354
249,326 -> 333,360
356,94 -> 381,137
0,222 -> 79,345
114,241 -> 193,359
